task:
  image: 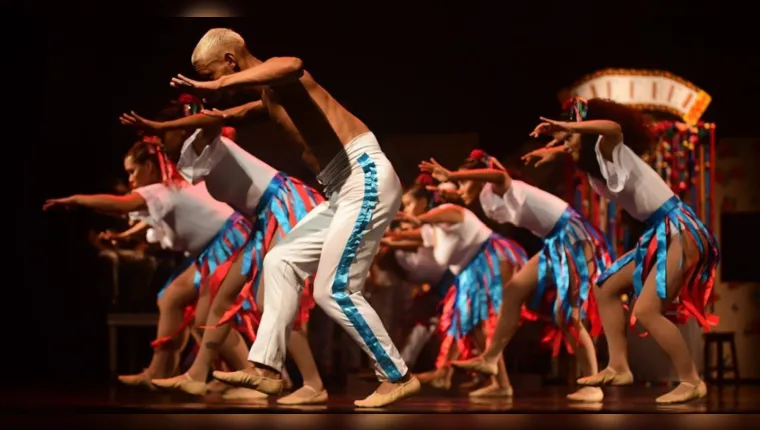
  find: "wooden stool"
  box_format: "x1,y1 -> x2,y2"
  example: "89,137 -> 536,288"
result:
703,332 -> 740,384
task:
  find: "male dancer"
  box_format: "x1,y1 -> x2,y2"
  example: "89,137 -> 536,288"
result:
172,28 -> 419,407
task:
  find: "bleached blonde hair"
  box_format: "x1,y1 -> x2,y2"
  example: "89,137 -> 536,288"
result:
191,28 -> 247,66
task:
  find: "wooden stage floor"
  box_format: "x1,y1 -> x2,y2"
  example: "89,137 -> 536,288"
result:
2,383 -> 758,428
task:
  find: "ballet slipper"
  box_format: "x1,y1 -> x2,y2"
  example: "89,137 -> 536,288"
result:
151,373 -> 207,395
276,386 -> 329,405
468,384 -> 513,398
207,379 -> 231,393
354,376 -> 421,408
221,387 -> 269,400
212,369 -> 283,395
459,374 -> 485,390
576,367 -> 633,386
566,386 -> 604,402
117,370 -> 156,390
655,381 -> 707,404
450,357 -> 498,376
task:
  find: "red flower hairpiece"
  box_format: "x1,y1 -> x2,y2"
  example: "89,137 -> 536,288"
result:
178,93 -> 200,105
469,149 -> 488,160
415,172 -> 435,186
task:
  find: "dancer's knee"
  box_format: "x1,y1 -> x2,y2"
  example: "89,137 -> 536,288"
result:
632,298 -> 661,326
263,245 -> 295,279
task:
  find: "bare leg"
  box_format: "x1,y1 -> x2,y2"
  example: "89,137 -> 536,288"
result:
276,328 -> 328,404
452,255 -> 540,375
577,254 -> 636,386
186,253 -> 248,381
634,235 -> 706,403
469,324 -> 512,397
152,252 -> 248,395
119,265 -> 197,387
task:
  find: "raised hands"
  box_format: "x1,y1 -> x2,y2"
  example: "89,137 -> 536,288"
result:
521,147 -> 564,167
170,74 -> 221,94
119,111 -> 163,132
42,195 -> 79,211
530,117 -> 573,139
419,158 -> 452,182
394,211 -> 421,227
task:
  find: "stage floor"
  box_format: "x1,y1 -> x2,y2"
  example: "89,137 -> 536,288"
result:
2,384 -> 758,420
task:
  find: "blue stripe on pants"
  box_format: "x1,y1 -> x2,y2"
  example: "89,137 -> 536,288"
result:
331,153 -> 403,382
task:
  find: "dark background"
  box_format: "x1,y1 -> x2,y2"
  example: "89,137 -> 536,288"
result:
17,4 -> 757,384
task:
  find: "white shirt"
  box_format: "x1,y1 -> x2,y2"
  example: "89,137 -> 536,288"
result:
178,129 -> 278,217
132,181 -> 234,254
588,137 -> 674,222
394,247 -> 449,284
479,180 -> 568,238
420,204 -> 493,275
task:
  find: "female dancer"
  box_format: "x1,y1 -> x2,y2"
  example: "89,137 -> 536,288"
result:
522,97 -> 719,404
44,141 -> 256,396
392,185 -> 528,397
422,149 -> 613,402
120,97 -> 327,405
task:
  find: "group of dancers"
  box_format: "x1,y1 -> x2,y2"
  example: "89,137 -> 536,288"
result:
43,28 -> 719,407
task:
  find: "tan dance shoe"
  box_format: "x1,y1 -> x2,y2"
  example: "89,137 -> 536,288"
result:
212,369 -> 283,395
117,371 -> 156,390
222,387 -> 269,400
354,376 -> 421,408
468,384 -> 514,398
151,373 -> 207,395
576,368 -> 633,386
277,386 -> 329,405
566,386 -> 604,402
450,357 -> 499,376
656,381 -> 707,404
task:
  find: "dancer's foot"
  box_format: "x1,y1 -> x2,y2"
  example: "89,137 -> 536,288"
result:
117,370 -> 156,390
414,370 -> 437,384
207,379 -> 231,393
576,367 -> 633,386
566,386 -> 604,402
429,368 -> 452,390
151,373 -> 207,395
656,381 -> 707,404
354,376 -> 421,408
450,356 -> 498,376
222,387 -> 269,401
459,374 -> 485,390
212,367 -> 283,395
277,385 -> 328,405
468,383 -> 513,398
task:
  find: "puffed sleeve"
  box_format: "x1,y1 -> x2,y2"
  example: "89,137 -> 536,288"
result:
177,129 -> 226,183
594,136 -> 633,193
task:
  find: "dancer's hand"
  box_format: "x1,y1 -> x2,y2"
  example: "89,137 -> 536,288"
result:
98,230 -> 122,244
120,111 -> 163,131
419,158 -> 451,182
394,211 -> 421,226
544,131 -> 571,148
521,147 -> 562,167
170,74 -> 221,93
42,196 -> 79,211
530,117 -> 573,138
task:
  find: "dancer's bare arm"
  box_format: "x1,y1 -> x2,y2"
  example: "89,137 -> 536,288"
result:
408,205 -> 465,226
43,193 -> 146,215
380,238 -> 423,251
530,117 -> 622,161
172,58 -> 304,91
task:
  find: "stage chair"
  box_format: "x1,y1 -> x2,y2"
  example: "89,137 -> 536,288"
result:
703,332 -> 740,384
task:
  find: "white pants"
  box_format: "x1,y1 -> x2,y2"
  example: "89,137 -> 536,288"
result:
249,133 -> 408,382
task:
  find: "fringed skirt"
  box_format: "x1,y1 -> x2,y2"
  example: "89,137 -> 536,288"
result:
525,207 -> 614,356
227,172 -> 324,337
597,196 -> 720,334
435,233 -> 528,368
152,212 -> 257,347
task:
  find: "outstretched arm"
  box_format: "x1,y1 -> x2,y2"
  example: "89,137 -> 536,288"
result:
117,220 -> 150,239
565,120 -> 623,161
416,205 -> 465,225
44,193 -> 147,215
217,57 -> 304,89
381,238 -> 423,251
